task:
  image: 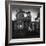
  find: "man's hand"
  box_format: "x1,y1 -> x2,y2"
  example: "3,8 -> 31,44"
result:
28,26 -> 32,32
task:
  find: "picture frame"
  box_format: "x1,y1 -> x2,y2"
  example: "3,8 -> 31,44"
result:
5,1 -> 45,46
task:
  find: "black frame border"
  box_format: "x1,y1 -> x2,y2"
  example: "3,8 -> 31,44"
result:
5,1 -> 45,46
